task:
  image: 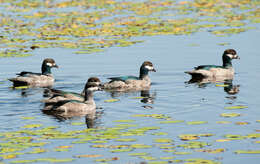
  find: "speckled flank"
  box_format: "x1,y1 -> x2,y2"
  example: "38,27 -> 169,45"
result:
104,61 -> 155,91
104,76 -> 151,91
9,58 -> 58,87
185,49 -> 239,80
9,74 -> 55,87
43,77 -> 102,117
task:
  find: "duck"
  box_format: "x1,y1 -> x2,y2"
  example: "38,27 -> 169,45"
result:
43,77 -> 101,104
185,49 -> 239,80
43,77 -> 102,116
9,58 -> 58,87
103,61 -> 156,91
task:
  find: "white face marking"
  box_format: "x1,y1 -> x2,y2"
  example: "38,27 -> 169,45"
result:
145,65 -> 154,70
46,62 -> 53,67
233,55 -> 238,59
226,54 -> 233,59
87,87 -> 99,91
88,82 -> 100,85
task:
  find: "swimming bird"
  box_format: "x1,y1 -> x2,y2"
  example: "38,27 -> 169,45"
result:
43,77 -> 101,104
43,77 -> 102,116
185,49 -> 239,80
104,61 -> 156,91
9,58 -> 58,87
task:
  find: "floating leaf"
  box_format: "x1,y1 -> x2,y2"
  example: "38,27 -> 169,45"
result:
10,160 -> 36,164
220,113 -> 241,117
152,132 -> 168,136
179,134 -> 199,141
224,106 -> 248,110
104,99 -> 120,103
91,140 -> 108,144
128,152 -> 149,156
74,154 -> 102,158
235,122 -> 249,125
216,139 -> 231,142
153,138 -> 173,143
12,86 -> 29,89
159,120 -> 184,124
54,148 -> 69,152
216,84 -> 229,87
95,157 -> 119,162
217,43 -> 230,46
131,97 -> 145,99
246,133 -> 260,139
130,144 -> 152,149
110,148 -> 133,153
22,124 -> 42,128
160,157 -> 175,160
224,134 -> 244,140
71,122 -> 85,126
132,114 -> 170,119
115,138 -> 137,142
187,121 -> 208,125
1,154 -> 17,159
174,151 -> 191,155
178,141 -> 209,149
113,120 -> 135,123
196,148 -> 225,153
91,144 -> 108,148
21,117 -> 35,120
185,158 -> 219,164
216,121 -> 232,124
235,150 -> 260,154
56,145 -> 72,149
139,156 -> 157,161
109,145 -> 130,149
26,148 -> 46,154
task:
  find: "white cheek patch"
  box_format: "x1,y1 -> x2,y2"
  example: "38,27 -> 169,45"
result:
89,82 -> 101,85
88,87 -> 99,91
46,62 -> 53,67
145,65 -> 154,70
226,54 -> 233,58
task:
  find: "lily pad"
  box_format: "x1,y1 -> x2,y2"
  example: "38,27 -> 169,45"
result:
104,99 -> 120,103
220,113 -> 241,118
224,106 -> 248,110
187,121 -> 208,125
235,150 -> 260,154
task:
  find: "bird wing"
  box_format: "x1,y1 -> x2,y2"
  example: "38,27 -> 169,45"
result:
108,76 -> 139,82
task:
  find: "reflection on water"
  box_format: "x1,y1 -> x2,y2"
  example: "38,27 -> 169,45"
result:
42,109 -> 103,129
187,77 -> 240,100
0,27 -> 259,164
140,90 -> 156,104
187,75 -> 234,85
224,79 -> 240,95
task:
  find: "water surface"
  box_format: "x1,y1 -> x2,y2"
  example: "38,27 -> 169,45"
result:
0,28 -> 260,163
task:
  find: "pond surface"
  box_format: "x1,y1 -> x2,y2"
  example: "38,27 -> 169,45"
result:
1,18 -> 260,164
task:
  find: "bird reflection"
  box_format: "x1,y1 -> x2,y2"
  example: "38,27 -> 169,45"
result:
186,77 -> 240,97
140,90 -> 156,104
223,79 -> 240,95
42,109 -> 102,129
10,86 -> 53,98
106,89 -> 156,104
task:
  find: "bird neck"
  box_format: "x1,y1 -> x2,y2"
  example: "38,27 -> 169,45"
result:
139,67 -> 149,79
42,65 -> 52,75
222,55 -> 232,68
84,90 -> 95,104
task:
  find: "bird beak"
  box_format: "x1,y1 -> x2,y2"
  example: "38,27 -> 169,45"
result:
234,55 -> 240,59
53,64 -> 59,68
99,84 -> 104,91
152,68 -> 156,72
